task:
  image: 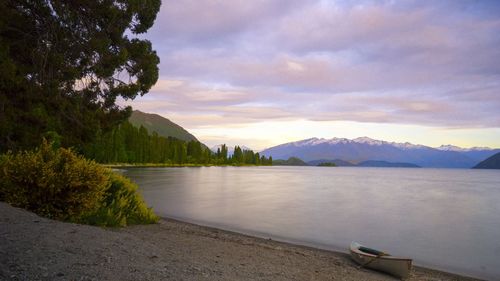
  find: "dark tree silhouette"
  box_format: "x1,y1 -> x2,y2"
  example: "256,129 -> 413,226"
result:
0,0 -> 161,152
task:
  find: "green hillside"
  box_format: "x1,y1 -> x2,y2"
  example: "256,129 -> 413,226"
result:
129,110 -> 198,142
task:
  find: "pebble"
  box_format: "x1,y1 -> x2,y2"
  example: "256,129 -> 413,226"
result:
0,202 -> 478,281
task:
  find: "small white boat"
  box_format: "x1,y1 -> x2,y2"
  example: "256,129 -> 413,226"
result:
350,242 -> 412,279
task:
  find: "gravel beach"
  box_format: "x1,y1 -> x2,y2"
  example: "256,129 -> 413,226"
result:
0,202 -> 481,281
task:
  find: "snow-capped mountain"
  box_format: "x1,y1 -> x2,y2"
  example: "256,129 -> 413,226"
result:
435,144 -> 500,163
437,145 -> 469,152
437,145 -> 493,152
280,137 -> 427,149
260,137 -> 500,168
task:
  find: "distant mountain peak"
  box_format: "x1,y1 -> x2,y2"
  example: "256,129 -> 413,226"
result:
353,136 -> 426,149
353,136 -> 375,142
295,138 -> 321,146
437,144 -> 493,152
353,136 -> 384,145
391,141 -> 427,150
438,145 -> 468,151
286,137 -> 364,147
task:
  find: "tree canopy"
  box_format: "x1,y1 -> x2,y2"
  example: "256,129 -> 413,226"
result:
85,121 -> 273,166
0,0 -> 161,152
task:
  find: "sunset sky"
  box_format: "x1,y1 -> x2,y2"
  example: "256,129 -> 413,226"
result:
122,0 -> 500,150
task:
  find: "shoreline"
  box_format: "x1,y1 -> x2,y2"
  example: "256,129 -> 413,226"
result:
0,202 -> 483,280
103,163 -> 269,168
160,216 -> 483,280
158,215 -> 482,280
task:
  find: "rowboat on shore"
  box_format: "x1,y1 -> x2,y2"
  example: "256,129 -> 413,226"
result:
349,242 -> 412,279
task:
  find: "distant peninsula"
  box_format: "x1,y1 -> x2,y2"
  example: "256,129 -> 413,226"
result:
272,157 -> 307,166
317,162 -> 337,167
307,159 -> 355,167
473,152 -> 500,169
357,160 -> 420,168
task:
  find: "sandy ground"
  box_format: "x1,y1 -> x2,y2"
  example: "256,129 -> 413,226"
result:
0,202 -> 481,281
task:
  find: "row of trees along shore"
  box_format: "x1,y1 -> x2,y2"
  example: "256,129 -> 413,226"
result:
85,121 -> 272,165
0,0 -> 270,167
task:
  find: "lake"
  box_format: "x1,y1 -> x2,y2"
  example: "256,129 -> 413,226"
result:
122,166 -> 500,280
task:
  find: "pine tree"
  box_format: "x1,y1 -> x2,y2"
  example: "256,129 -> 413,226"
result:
0,0 -> 161,152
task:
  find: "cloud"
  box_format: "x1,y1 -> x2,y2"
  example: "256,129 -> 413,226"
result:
121,79 -> 296,127
150,0 -> 500,91
125,77 -> 500,130
146,0 -> 306,48
124,0 -> 500,146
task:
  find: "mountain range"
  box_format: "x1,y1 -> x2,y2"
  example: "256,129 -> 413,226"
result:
260,137 -> 500,168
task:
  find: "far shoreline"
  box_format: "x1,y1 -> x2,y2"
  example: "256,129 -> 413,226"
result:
103,163 -> 268,168
104,164 -> 491,170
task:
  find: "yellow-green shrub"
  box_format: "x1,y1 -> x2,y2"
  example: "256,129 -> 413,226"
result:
81,173 -> 159,226
0,141 -> 108,220
0,141 -> 158,226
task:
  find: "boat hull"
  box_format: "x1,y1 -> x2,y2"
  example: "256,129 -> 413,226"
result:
350,242 -> 412,279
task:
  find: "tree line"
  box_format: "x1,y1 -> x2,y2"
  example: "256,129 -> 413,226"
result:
0,2 -> 272,167
85,121 -> 272,165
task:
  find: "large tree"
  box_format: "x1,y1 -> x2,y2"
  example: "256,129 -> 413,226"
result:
0,0 -> 161,152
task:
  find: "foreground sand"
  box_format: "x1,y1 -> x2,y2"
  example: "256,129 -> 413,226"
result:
0,202 -> 481,281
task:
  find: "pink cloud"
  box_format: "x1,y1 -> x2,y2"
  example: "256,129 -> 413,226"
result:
128,1 -> 500,131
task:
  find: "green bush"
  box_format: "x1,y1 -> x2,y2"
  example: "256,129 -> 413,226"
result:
81,173 -> 159,226
0,141 -> 158,226
0,141 -> 108,220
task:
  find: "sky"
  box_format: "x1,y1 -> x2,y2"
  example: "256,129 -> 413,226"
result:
121,0 -> 500,150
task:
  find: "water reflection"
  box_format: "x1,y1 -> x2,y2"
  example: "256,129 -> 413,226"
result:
123,166 -> 500,280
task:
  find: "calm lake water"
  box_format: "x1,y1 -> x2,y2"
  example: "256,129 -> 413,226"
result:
122,166 -> 500,280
